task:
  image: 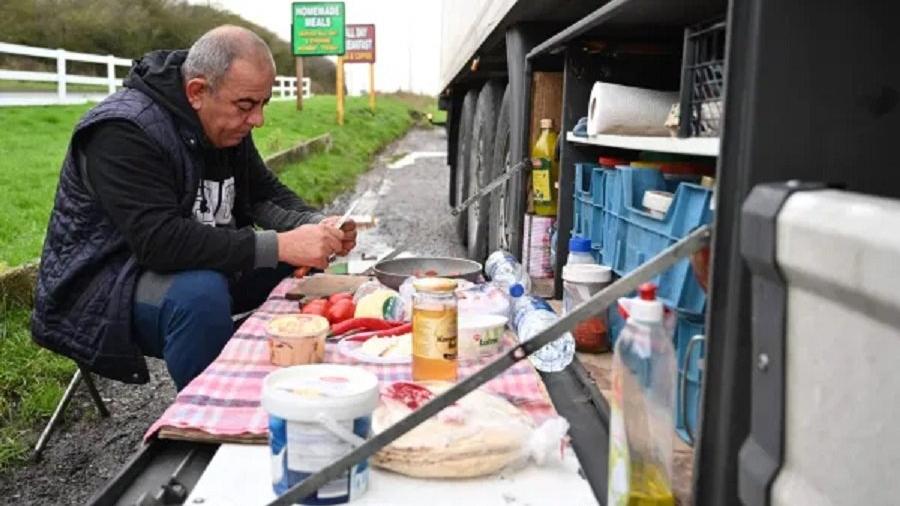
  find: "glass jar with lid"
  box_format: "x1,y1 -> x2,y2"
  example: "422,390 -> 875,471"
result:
411,277 -> 458,381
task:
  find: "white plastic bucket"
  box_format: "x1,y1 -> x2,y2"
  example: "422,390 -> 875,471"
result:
262,364 -> 379,504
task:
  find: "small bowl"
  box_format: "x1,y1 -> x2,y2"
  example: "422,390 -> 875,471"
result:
458,314 -> 508,360
266,315 -> 330,366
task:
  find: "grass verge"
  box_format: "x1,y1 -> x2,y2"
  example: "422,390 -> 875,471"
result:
0,300 -> 75,469
0,93 -> 426,470
0,95 -> 417,266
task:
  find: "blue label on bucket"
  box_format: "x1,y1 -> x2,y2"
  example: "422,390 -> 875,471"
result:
269,414 -> 371,505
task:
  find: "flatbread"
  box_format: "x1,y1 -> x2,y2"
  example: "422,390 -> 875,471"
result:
371,382 -> 533,478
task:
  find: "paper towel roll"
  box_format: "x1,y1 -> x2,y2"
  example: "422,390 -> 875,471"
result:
586,82 -> 679,137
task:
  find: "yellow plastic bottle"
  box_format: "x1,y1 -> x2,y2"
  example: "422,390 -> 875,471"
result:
531,118 -> 559,216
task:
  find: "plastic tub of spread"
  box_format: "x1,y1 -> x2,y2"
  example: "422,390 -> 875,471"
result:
458,314 -> 508,360
266,315 -> 330,366
262,364 -> 379,504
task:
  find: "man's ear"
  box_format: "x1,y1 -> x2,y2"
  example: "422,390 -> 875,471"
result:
184,77 -> 209,111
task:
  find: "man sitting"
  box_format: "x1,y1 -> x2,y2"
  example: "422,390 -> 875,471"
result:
32,25 -> 355,390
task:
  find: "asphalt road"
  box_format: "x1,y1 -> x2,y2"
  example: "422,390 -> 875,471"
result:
0,125 -> 460,505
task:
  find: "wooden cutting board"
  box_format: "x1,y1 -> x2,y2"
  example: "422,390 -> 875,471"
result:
285,274 -> 373,301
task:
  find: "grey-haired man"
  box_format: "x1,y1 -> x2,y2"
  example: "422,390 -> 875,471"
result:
33,25 -> 355,389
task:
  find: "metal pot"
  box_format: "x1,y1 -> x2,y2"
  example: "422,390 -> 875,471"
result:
372,257 -> 483,290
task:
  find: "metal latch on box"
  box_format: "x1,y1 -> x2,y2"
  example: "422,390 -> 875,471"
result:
450,158 -> 531,216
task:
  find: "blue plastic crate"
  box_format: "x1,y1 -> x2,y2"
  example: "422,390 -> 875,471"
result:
674,314 -> 705,445
590,167 -> 606,206
572,196 -> 583,235
574,163 -> 598,198
588,202 -> 605,253
570,195 -> 594,237
604,167 -> 713,315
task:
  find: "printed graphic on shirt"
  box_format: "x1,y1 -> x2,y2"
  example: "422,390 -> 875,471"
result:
192,177 -> 235,227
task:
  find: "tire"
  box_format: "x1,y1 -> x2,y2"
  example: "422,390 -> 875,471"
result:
488,83 -> 512,254
454,89 -> 478,246
466,81 -> 505,262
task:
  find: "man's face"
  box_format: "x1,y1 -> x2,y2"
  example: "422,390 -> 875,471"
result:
187,58 -> 275,148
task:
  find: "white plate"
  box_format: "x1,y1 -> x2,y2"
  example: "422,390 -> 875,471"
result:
337,336 -> 412,364
337,334 -> 513,365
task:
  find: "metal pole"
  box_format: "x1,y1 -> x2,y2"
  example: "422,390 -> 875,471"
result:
80,366 -> 110,417
33,369 -> 83,459
267,225 -> 711,506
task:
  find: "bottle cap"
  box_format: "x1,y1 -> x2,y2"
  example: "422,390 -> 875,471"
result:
568,236 -> 592,252
630,283 -> 663,322
562,264 -> 611,283
509,283 -> 525,298
540,118 -> 553,129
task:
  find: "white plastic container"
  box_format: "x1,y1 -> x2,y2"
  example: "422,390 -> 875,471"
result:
266,315 -> 330,366
458,314 -> 508,360
562,264 -> 613,352
262,364 -> 379,505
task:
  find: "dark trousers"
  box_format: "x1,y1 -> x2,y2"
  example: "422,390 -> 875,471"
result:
131,264 -> 293,390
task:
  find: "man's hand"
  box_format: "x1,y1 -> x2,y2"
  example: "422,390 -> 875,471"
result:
277,223 -> 343,269
319,215 -> 358,256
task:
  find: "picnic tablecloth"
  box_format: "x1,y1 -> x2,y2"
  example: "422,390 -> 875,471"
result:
146,278 -> 556,443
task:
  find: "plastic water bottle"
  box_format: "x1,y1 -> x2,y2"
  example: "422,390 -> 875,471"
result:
485,250 -> 531,298
512,295 -> 575,372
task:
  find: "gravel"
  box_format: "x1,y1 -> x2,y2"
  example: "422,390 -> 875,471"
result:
0,126 -> 459,505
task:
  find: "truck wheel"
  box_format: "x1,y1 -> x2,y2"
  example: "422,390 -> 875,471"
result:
466,81 -> 504,262
454,89 -> 478,246
488,83 -> 512,254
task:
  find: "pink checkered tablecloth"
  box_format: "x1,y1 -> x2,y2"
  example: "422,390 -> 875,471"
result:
145,278 -> 556,443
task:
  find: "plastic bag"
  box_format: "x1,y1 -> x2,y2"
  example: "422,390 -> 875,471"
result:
456,282 -> 512,322
370,381 -> 570,478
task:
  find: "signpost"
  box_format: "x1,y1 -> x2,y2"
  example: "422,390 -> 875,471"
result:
291,2 -> 346,119
344,24 -> 376,112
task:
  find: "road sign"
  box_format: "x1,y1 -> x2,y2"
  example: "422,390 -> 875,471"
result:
291,2 -> 346,56
344,24 -> 375,64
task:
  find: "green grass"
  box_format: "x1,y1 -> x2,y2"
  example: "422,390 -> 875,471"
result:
0,300 -> 75,469
0,93 -> 427,470
0,95 -> 419,266
0,80 -> 114,93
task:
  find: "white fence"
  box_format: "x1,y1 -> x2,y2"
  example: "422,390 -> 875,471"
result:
0,42 -> 310,107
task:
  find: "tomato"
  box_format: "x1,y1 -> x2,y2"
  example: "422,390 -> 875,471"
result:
325,299 -> 355,324
328,292 -> 354,305
301,298 -> 329,316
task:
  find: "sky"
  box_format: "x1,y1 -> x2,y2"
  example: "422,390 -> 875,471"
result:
195,0 -> 443,95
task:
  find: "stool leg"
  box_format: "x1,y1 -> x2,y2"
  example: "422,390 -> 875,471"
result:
33,369 -> 82,460
79,366 -> 110,418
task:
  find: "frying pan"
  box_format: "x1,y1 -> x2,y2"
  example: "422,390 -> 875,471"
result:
372,257 -> 483,290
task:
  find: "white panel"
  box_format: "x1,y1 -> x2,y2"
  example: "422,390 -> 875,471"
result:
186,443 -> 596,505
0,69 -> 58,82
772,189 -> 900,506
439,0 -> 518,90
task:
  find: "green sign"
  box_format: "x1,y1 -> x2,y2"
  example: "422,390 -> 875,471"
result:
292,2 -> 345,56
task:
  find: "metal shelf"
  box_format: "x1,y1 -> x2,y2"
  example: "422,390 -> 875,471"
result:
566,131 -> 720,157
527,0 -> 726,59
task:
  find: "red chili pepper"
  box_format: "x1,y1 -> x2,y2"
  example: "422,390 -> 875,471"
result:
344,322 -> 412,342
330,318 -> 406,336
